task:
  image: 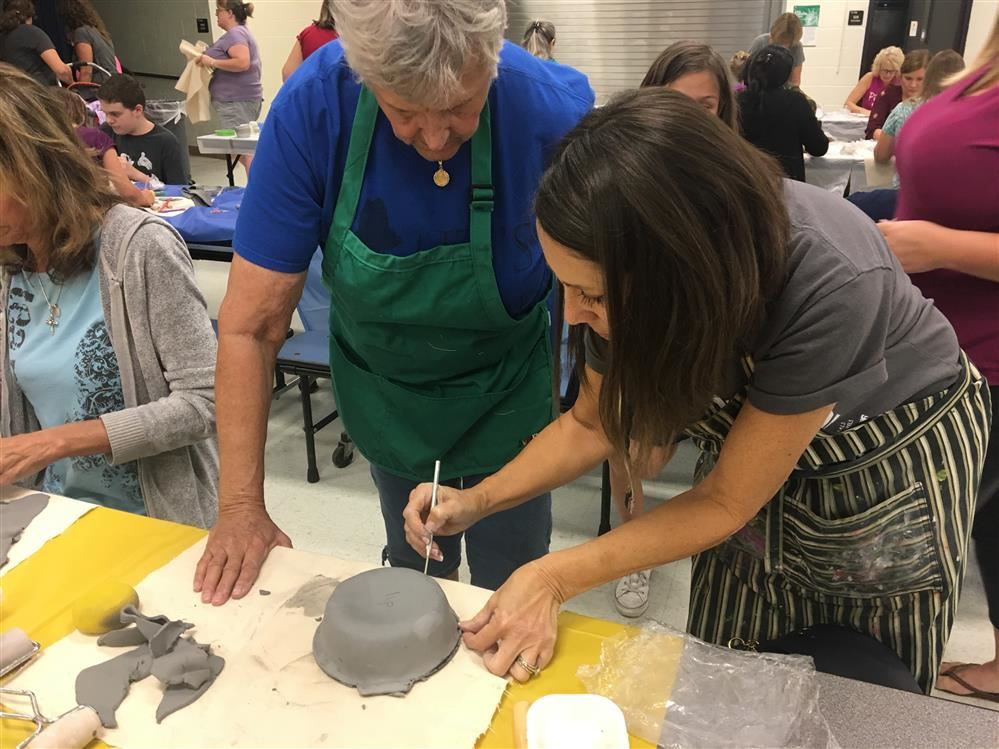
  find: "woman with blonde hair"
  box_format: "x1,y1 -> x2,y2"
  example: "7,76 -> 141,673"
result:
522,19 -> 555,61
880,14 -> 999,701
845,45 -> 903,116
0,64 -> 219,528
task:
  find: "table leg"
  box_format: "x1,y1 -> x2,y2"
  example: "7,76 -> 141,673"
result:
226,154 -> 236,187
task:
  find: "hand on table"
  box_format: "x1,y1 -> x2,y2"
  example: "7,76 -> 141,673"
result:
403,483 -> 487,562
139,189 -> 156,208
461,561 -> 564,683
193,502 -> 291,605
878,220 -> 940,273
0,432 -> 56,485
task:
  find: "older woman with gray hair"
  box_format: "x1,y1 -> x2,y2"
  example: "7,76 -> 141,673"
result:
193,0 -> 593,656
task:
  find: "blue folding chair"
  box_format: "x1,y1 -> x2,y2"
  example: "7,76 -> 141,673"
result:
274,250 -> 354,482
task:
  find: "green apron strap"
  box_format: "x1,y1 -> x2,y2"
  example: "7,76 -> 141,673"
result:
331,87 -> 380,241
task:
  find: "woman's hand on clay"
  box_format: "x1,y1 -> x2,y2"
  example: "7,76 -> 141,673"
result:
193,502 -> 292,605
403,484 -> 487,562
461,561 -> 563,683
0,432 -> 58,485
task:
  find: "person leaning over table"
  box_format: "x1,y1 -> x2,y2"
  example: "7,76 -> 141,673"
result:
867,48 -> 927,141
402,88 -> 991,691
0,65 -> 219,528
748,12 -> 805,87
191,0 -> 594,605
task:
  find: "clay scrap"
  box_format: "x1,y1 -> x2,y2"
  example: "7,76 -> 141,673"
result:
313,567 -> 460,697
76,606 -> 225,727
0,494 -> 49,568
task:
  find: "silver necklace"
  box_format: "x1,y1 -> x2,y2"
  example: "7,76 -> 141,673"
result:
22,271 -> 64,335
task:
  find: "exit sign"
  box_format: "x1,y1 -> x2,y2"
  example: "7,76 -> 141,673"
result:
848,10 -> 864,25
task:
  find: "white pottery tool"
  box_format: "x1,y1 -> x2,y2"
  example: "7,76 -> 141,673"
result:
423,460 -> 442,575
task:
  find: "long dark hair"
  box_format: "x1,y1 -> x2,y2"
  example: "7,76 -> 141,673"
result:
641,41 -> 738,131
0,0 -> 34,34
57,0 -> 112,44
742,45 -> 793,113
535,89 -> 789,463
313,0 -> 335,30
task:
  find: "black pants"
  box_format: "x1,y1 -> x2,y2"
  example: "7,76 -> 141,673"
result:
972,385 -> 999,630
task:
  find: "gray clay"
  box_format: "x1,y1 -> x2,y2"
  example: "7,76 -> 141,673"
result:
76,608 -> 224,728
97,627 -> 149,648
0,494 -> 49,567
150,638 -> 212,685
75,645 -> 153,728
259,589 -> 271,596
155,653 -> 224,723
312,567 -> 460,697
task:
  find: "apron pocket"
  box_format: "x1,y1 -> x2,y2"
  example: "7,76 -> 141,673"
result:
779,482 -> 944,599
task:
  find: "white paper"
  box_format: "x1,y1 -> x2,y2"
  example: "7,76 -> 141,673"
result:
0,492 -> 94,575
7,541 -> 507,748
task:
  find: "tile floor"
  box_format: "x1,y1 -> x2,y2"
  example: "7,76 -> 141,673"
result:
188,155 -> 998,713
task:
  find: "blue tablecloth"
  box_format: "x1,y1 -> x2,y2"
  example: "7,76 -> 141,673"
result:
160,186 -> 244,244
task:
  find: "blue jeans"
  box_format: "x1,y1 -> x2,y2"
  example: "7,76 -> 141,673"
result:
370,464 -> 552,591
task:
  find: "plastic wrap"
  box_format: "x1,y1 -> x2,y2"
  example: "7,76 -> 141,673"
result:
577,623 -> 838,748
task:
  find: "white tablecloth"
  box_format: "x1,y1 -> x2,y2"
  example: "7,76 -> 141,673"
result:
818,108 -> 870,142
805,140 -> 895,195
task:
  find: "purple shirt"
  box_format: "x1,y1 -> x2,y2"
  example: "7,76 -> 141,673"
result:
76,126 -> 114,162
205,24 -> 262,102
895,66 -> 999,383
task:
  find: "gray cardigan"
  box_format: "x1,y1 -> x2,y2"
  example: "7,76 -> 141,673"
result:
0,205 -> 219,528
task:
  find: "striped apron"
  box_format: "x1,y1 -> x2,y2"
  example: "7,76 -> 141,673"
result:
685,353 -> 991,693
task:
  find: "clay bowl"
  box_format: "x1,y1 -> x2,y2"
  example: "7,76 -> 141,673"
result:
313,567 -> 461,696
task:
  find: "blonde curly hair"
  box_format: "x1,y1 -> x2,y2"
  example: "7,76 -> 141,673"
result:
872,46 -> 904,76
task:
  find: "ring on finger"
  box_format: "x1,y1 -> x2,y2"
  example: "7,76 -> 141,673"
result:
515,654 -> 541,678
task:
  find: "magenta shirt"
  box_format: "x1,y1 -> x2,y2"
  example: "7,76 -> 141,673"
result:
861,76 -> 887,110
894,66 -> 999,383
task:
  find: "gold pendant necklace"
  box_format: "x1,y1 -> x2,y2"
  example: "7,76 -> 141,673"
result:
433,160 -> 450,188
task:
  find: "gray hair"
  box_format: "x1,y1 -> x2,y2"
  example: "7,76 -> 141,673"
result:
331,0 -> 507,107
522,19 -> 555,61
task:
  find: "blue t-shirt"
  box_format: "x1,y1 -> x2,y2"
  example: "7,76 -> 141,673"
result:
234,41 -> 594,318
8,264 -> 144,514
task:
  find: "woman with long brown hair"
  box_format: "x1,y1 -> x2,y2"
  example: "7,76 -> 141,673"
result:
403,88 -> 991,693
57,0 -> 116,83
641,41 -> 737,131
0,64 -> 218,528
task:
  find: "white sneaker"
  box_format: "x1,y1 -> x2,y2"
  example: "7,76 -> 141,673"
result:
614,569 -> 652,618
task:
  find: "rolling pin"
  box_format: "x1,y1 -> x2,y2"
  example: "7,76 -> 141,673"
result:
0,628 -> 39,676
31,706 -> 102,749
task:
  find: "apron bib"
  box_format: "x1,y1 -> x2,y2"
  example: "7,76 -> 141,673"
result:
322,87 -> 552,482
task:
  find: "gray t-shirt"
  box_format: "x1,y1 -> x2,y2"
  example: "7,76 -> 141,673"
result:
0,24 -> 56,86
749,32 -> 805,68
585,180 -> 960,434
71,25 -> 115,82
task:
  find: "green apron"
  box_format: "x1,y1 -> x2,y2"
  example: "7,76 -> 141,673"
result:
321,87 -> 553,482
